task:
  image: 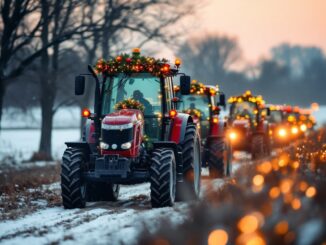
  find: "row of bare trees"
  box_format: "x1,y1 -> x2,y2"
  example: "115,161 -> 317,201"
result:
0,0 -> 197,159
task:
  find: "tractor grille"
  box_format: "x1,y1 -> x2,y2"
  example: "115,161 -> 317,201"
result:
101,127 -> 133,149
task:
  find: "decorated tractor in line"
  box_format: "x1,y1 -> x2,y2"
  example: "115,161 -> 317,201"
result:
61,49 -> 202,209
227,91 -> 271,159
174,80 -> 232,178
266,104 -> 292,147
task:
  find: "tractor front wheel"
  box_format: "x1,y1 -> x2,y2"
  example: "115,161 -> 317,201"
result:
150,148 -> 176,208
178,124 -> 201,200
61,148 -> 87,209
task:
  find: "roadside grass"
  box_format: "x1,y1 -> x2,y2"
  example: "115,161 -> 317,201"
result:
0,162 -> 61,220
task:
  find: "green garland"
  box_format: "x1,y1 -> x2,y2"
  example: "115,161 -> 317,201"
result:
114,98 -> 145,112
94,49 -> 172,77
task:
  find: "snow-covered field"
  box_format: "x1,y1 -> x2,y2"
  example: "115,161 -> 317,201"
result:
0,129 -> 80,162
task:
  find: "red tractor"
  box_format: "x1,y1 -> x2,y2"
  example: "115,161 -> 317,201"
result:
174,81 -> 232,178
61,49 -> 201,209
227,91 -> 271,159
267,104 -> 291,147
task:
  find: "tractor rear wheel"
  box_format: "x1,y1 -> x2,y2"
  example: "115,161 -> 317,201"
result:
87,183 -> 120,202
208,137 -> 232,178
150,148 -> 176,208
208,137 -> 225,178
252,134 -> 264,160
61,148 -> 87,209
178,124 -> 201,200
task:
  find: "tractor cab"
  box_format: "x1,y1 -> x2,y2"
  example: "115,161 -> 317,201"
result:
174,81 -> 225,140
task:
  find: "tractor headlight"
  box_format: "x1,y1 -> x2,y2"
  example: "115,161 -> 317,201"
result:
278,128 -> 287,137
291,126 -> 299,134
121,142 -> 132,150
100,142 -> 109,150
228,131 -> 237,141
300,124 -> 307,132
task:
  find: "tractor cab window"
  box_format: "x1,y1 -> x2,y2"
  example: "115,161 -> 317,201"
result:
230,101 -> 258,122
102,73 -> 163,140
269,110 -> 283,123
177,94 -> 210,138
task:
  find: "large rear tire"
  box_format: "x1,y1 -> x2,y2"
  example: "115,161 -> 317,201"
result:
150,148 -> 176,208
61,148 -> 87,209
87,183 -> 120,202
208,137 -> 233,178
178,124 -> 201,200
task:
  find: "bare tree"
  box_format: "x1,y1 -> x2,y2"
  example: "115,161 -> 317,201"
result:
0,0 -> 42,129
37,0 -> 88,158
178,34 -> 242,84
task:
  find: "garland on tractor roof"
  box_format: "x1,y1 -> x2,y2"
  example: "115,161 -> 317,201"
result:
228,90 -> 265,107
94,48 -> 180,77
174,80 -> 218,95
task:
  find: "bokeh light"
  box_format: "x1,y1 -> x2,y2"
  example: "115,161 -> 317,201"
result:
208,229 -> 228,245
274,221 -> 289,235
305,186 -> 317,198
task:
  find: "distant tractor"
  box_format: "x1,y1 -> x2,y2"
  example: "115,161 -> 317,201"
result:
61,49 -> 201,209
174,81 -> 232,178
228,91 -> 271,159
267,105 -> 291,147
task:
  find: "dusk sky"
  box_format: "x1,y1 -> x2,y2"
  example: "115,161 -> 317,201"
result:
166,0 -> 326,64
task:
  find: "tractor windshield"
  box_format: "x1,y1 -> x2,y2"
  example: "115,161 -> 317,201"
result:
230,101 -> 258,121
102,73 -> 162,116
102,73 -> 163,140
269,110 -> 283,123
177,94 -> 210,120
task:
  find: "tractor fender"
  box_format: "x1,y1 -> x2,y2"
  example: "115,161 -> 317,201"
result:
169,113 -> 193,144
65,142 -> 91,156
83,120 -> 96,144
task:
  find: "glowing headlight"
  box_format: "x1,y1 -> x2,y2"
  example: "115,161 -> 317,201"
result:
121,142 -> 132,150
291,126 -> 299,134
102,123 -> 133,130
229,132 -> 237,140
300,124 -> 307,132
278,128 -> 287,137
100,142 -> 109,150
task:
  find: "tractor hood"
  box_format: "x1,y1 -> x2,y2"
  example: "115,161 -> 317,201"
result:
102,109 -> 143,126
232,119 -> 250,128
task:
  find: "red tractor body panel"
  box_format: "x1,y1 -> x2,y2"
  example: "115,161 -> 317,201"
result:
101,109 -> 144,158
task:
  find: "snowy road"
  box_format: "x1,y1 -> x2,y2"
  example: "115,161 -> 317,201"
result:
0,159 -> 244,245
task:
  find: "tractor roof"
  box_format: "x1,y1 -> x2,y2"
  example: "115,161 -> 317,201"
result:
174,80 -> 220,96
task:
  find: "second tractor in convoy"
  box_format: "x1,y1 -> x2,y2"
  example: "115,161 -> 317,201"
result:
174,80 -> 232,178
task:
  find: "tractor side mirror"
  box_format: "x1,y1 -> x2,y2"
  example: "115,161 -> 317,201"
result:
180,75 -> 191,95
75,75 -> 85,95
219,93 -> 226,107
265,107 -> 271,116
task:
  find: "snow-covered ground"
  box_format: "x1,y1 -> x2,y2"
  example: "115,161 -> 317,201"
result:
0,183 -> 189,245
0,176 -> 237,245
